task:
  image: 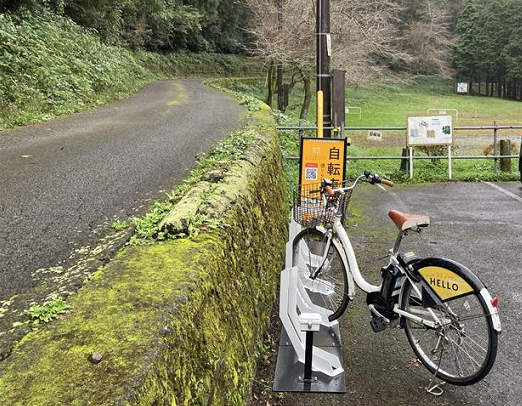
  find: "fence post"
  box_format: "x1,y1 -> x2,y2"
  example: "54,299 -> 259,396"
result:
493,121 -> 498,173
400,148 -> 409,172
500,140 -> 511,172
519,137 -> 522,183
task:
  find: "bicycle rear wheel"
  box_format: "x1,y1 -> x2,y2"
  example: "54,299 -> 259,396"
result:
292,228 -> 349,321
401,278 -> 498,385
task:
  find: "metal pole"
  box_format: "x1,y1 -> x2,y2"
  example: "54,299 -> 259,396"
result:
448,145 -> 452,180
304,331 -> 314,381
519,136 -> 522,184
317,0 -> 331,137
493,121 -> 498,173
409,147 -> 414,179
317,90 -> 324,138
277,0 -> 284,111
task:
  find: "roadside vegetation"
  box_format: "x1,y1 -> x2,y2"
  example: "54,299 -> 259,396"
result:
0,10 -> 254,129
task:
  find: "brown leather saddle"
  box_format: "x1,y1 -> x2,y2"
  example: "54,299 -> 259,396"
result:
388,210 -> 430,231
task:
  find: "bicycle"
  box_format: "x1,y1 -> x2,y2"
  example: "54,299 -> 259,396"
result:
292,171 -> 501,386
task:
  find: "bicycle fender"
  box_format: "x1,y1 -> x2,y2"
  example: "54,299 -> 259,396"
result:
412,257 -> 485,303
479,287 -> 502,332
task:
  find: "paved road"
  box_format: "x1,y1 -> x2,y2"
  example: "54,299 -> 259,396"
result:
0,80 -> 245,353
273,182 -> 521,406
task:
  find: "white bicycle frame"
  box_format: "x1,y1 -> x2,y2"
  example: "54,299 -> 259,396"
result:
316,176 -> 455,329
314,175 -> 501,332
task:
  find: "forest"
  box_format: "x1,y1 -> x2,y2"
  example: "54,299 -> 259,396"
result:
0,0 -> 250,53
452,0 -> 522,100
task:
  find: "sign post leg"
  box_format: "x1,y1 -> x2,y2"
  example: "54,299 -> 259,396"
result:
448,145 -> 452,180
409,147 -> 414,179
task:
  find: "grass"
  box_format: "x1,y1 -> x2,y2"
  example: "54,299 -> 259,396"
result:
228,77 -> 522,184
345,77 -> 522,127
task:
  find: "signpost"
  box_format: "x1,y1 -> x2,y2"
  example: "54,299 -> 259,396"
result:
407,115 -> 454,179
457,82 -> 469,94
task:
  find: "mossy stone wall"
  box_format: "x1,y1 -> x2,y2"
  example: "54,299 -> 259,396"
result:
0,102 -> 287,405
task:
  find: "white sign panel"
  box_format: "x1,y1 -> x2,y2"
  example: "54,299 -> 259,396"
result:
457,82 -> 468,94
407,115 -> 453,146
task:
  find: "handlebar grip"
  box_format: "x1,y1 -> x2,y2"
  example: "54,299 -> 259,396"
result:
380,179 -> 394,187
324,185 -> 336,197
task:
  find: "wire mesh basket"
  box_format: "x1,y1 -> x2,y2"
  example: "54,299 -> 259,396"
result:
293,182 -> 352,227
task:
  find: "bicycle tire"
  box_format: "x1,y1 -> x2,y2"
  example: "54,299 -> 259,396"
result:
400,272 -> 498,386
292,228 -> 349,321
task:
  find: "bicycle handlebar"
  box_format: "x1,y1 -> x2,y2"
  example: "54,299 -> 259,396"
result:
321,171 -> 393,196
380,178 -> 394,187
324,185 -> 335,197
364,170 -> 394,187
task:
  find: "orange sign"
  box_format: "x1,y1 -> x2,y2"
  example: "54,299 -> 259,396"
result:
299,138 -> 347,188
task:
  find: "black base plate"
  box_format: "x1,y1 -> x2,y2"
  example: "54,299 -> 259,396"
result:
273,326 -> 346,393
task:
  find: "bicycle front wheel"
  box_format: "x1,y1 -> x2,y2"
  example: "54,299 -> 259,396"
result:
401,278 -> 498,385
292,228 -> 349,321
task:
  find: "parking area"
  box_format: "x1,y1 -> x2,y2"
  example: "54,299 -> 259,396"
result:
267,182 -> 521,406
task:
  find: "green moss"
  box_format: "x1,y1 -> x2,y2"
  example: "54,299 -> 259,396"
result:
0,88 -> 288,406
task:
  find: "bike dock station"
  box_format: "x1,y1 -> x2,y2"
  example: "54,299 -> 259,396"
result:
273,218 -> 346,394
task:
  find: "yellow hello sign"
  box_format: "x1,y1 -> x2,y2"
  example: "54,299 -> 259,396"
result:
418,266 -> 473,301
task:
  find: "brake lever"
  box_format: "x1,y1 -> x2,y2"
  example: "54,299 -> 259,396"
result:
376,184 -> 386,191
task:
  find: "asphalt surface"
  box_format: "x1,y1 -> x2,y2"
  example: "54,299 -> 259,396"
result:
0,80 -> 244,311
272,181 -> 522,406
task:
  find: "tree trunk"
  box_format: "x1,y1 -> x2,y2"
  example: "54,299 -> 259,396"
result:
469,81 -> 473,95
485,77 -> 489,96
478,79 -> 482,96
265,60 -> 275,107
299,70 -> 312,121
287,72 -> 299,96
503,79 -> 507,99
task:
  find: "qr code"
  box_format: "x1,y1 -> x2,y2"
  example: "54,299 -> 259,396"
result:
305,167 -> 318,180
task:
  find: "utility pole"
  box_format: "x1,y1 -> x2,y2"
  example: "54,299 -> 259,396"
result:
277,0 -> 284,112
316,0 -> 331,137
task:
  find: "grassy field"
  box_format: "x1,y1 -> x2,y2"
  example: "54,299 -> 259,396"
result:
345,77 -> 522,127
231,77 -> 522,184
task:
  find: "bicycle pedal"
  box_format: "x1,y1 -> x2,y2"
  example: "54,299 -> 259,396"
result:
370,316 -> 389,333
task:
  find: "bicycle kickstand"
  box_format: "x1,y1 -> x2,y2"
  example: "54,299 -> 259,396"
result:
426,379 -> 445,397
425,348 -> 446,397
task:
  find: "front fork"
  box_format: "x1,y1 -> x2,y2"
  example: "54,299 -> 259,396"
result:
310,229 -> 334,279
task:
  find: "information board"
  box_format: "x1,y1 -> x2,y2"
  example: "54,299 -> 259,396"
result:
407,115 -> 453,146
457,82 -> 469,94
299,138 -> 347,187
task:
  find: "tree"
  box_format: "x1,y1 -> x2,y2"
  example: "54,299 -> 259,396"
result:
246,0 -> 407,119
452,0 -> 479,90
400,1 -> 454,76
